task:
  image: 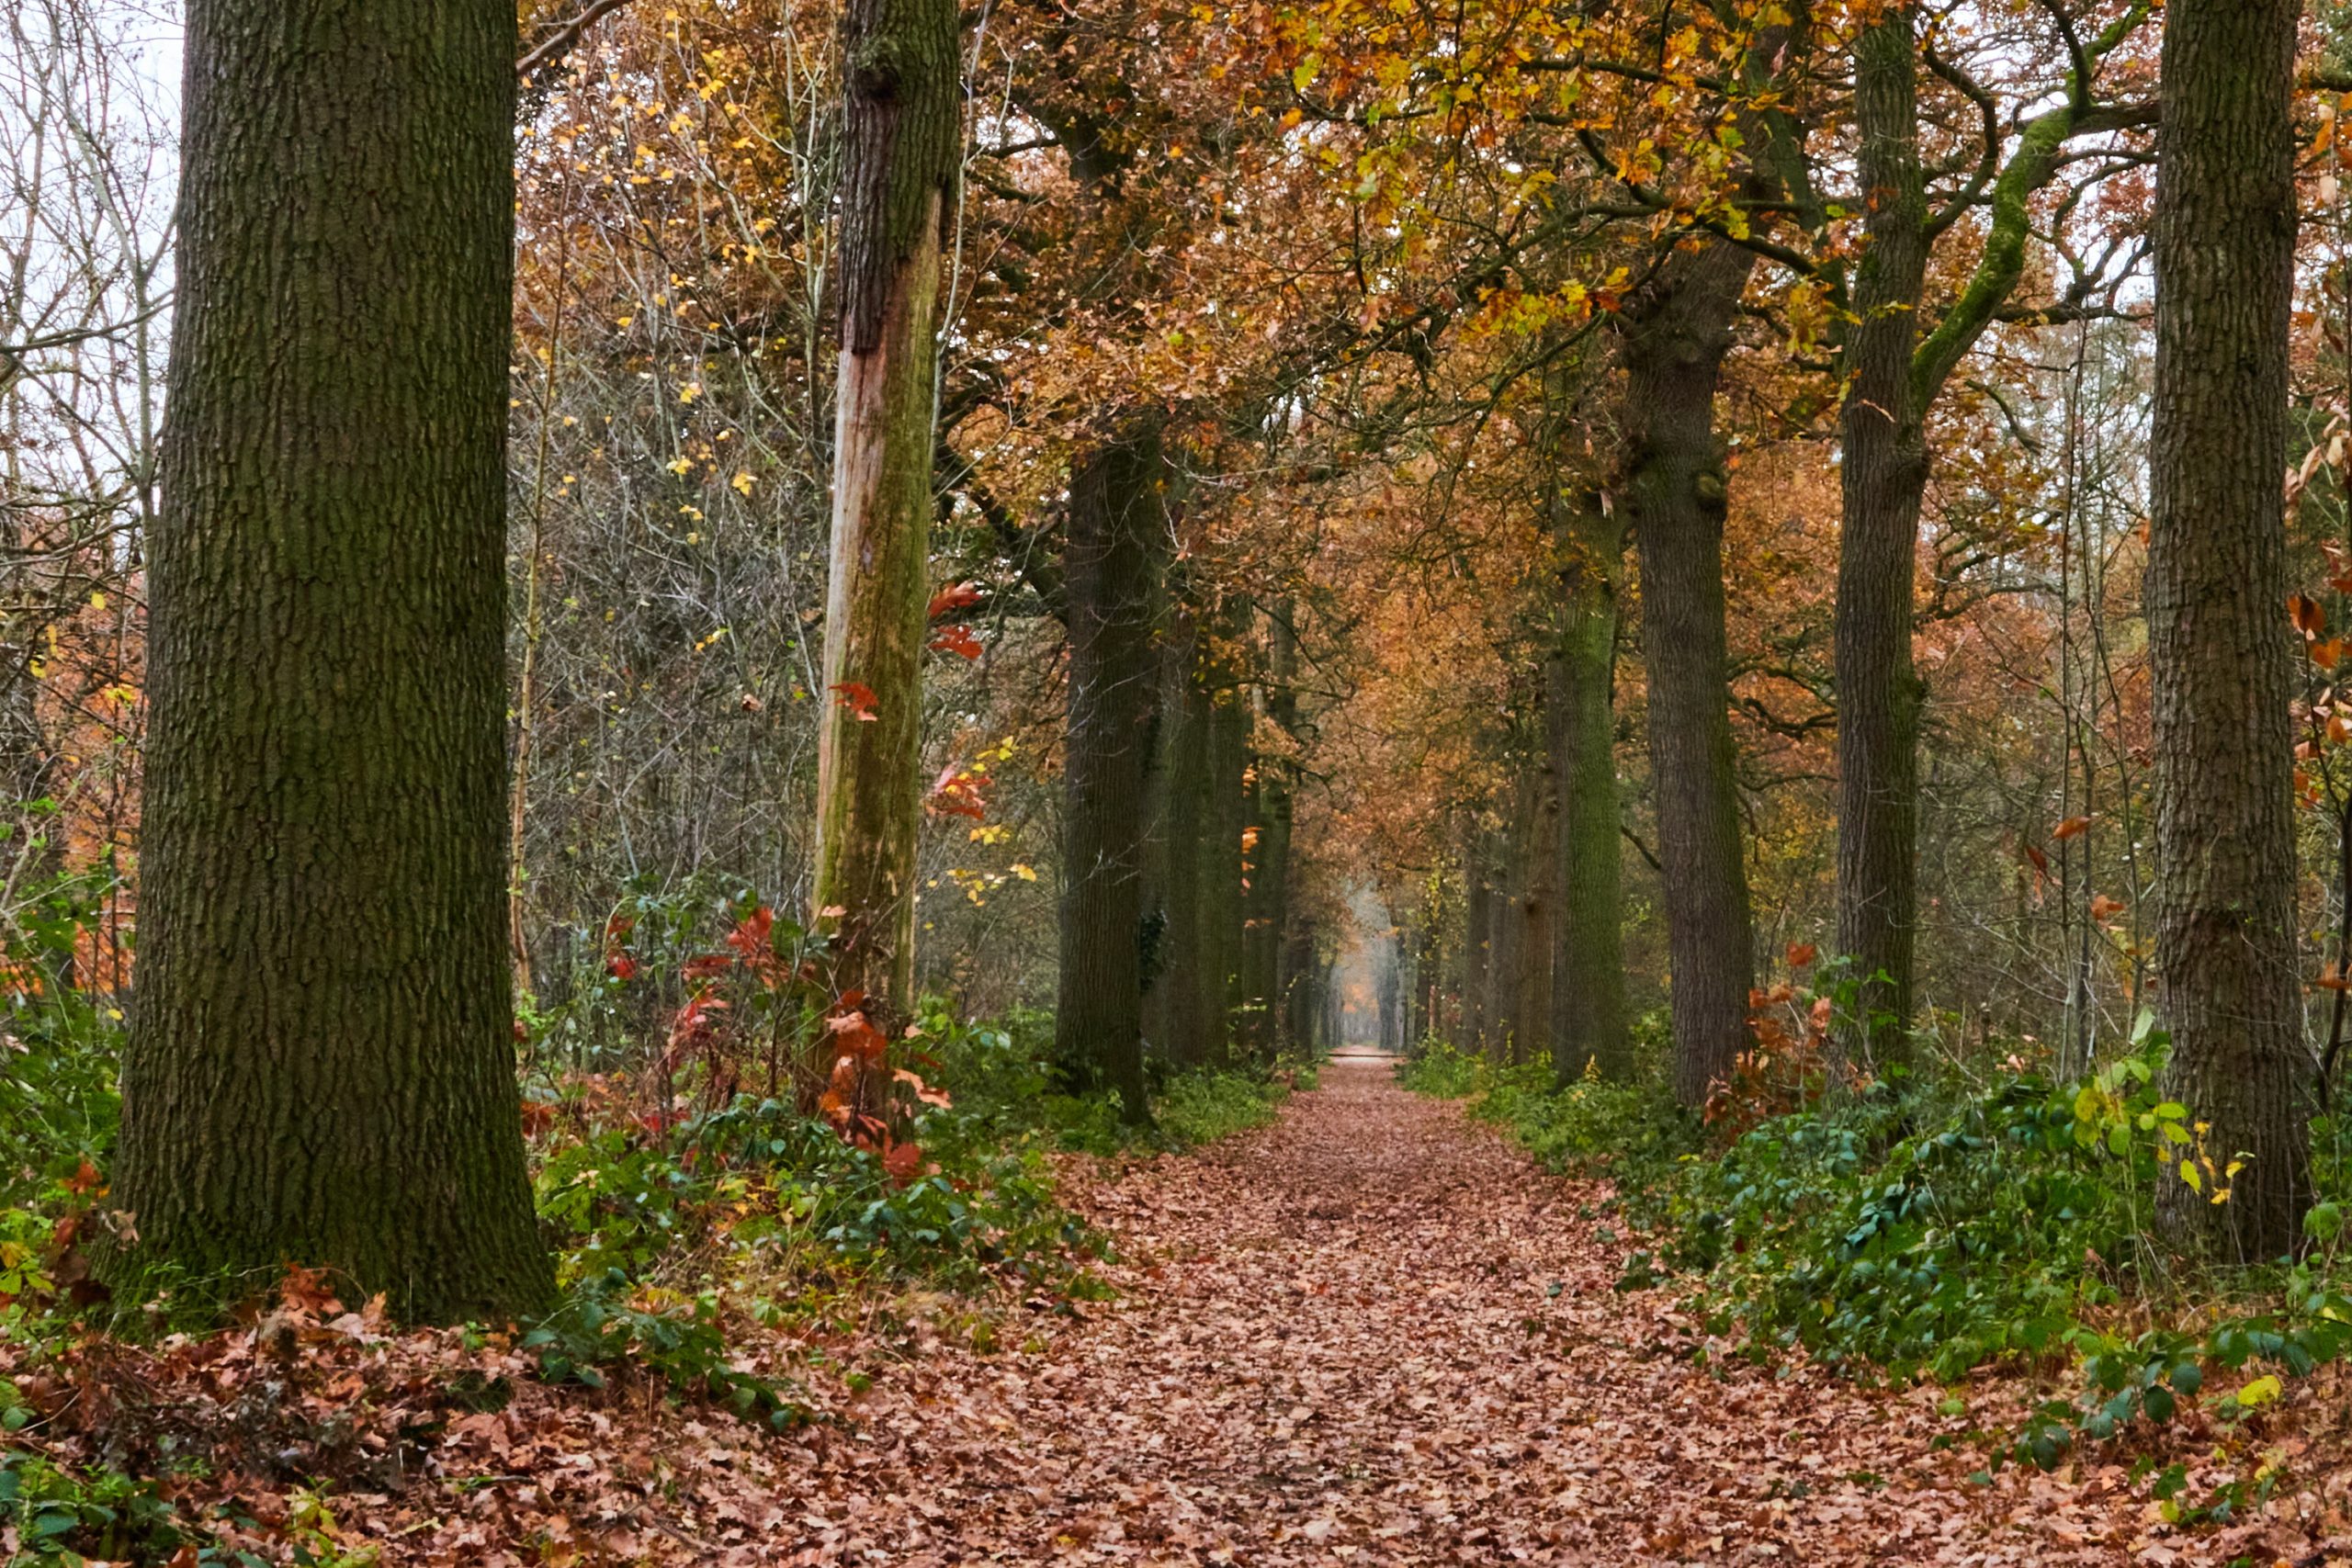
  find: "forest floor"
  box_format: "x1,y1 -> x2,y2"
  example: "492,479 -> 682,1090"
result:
26,1058 -> 2352,1565
752,1055 -> 2352,1566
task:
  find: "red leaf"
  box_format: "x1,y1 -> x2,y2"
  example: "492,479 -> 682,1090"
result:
1784,942 -> 1817,970
928,624 -> 984,660
2024,843 -> 2051,880
831,681 -> 880,721
726,905 -> 775,959
883,1140 -> 924,1184
606,953 -> 639,982
926,766 -> 989,820
682,953 -> 734,982
927,581 -> 984,619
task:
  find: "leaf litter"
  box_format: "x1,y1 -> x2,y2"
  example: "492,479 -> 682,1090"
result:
11,1057 -> 2352,1564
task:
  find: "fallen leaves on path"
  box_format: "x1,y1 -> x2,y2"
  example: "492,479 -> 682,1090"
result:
12,1060 -> 2352,1564
777,1060 -> 2352,1565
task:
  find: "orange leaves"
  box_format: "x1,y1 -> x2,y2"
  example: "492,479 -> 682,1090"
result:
2052,816 -> 2091,841
928,624 -> 984,660
1784,942 -> 1817,970
2316,961 -> 2352,994
2088,893 -> 2129,923
926,581 -> 983,619
831,681 -> 880,722
815,999 -> 937,1187
2291,591 -> 2329,640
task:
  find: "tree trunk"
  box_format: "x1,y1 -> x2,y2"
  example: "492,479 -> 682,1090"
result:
1548,488 -> 1631,1084
810,0 -> 960,1022
1148,617 -> 1211,1066
2147,0 -> 2312,1261
1238,611 -> 1298,1057
107,0 -> 548,1322
1833,6 -> 1931,1073
1280,911 -> 1318,1050
1201,649 -> 1250,1061
1620,238 -> 1758,1109
1463,827 -> 1496,1054
1053,425 -> 1165,1120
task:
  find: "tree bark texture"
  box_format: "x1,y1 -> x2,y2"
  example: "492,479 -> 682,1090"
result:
1548,491 -> 1632,1083
108,0 -> 548,1322
1620,238 -> 1758,1109
1053,426 -> 1165,1120
1833,6 -> 1931,1072
1148,616 -> 1211,1066
2147,0 -> 2312,1261
811,0 -> 960,1021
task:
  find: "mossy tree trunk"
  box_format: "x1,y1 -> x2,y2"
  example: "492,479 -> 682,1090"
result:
2147,0 -> 2312,1261
1053,425 -> 1166,1120
107,0 -> 548,1323
1548,487 -> 1631,1084
1148,615 -> 1211,1066
811,0 -> 960,1023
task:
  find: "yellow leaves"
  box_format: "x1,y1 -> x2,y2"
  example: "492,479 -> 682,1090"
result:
666,457 -> 694,476
731,470 -> 755,497
677,380 -> 703,403
1012,863 -> 1037,882
2234,1374 -> 2283,1410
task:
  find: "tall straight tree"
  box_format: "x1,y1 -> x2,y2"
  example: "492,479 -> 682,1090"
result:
1825,1 -> 2149,1065
1546,479 -> 1630,1084
1618,236 -> 1758,1108
2146,0 -> 2311,1260
811,0 -> 961,1020
1054,425 -> 1166,1118
106,0 -> 548,1321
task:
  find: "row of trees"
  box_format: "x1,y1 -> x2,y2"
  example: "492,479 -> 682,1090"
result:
4,0 -> 2336,1316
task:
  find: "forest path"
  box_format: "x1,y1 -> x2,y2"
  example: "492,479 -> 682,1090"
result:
773,1059 -> 2187,1564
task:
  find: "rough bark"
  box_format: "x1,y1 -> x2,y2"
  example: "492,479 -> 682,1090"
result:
1833,6 -> 1931,1072
2147,0 -> 2312,1260
1148,617 -> 1211,1066
1620,238 -> 1758,1109
107,0 -> 548,1322
810,0 -> 960,1021
1054,426 -> 1166,1120
1548,487 -> 1631,1084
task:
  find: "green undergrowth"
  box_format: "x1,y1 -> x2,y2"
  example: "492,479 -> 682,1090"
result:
4,880 -> 1310,1481
1402,1021 -> 2352,1491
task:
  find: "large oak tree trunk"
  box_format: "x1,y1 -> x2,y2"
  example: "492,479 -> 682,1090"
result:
811,0 -> 960,1021
1054,426 -> 1166,1120
107,0 -> 548,1322
2148,0 -> 2312,1260
1834,6 -> 1931,1072
1620,239 -> 1758,1108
